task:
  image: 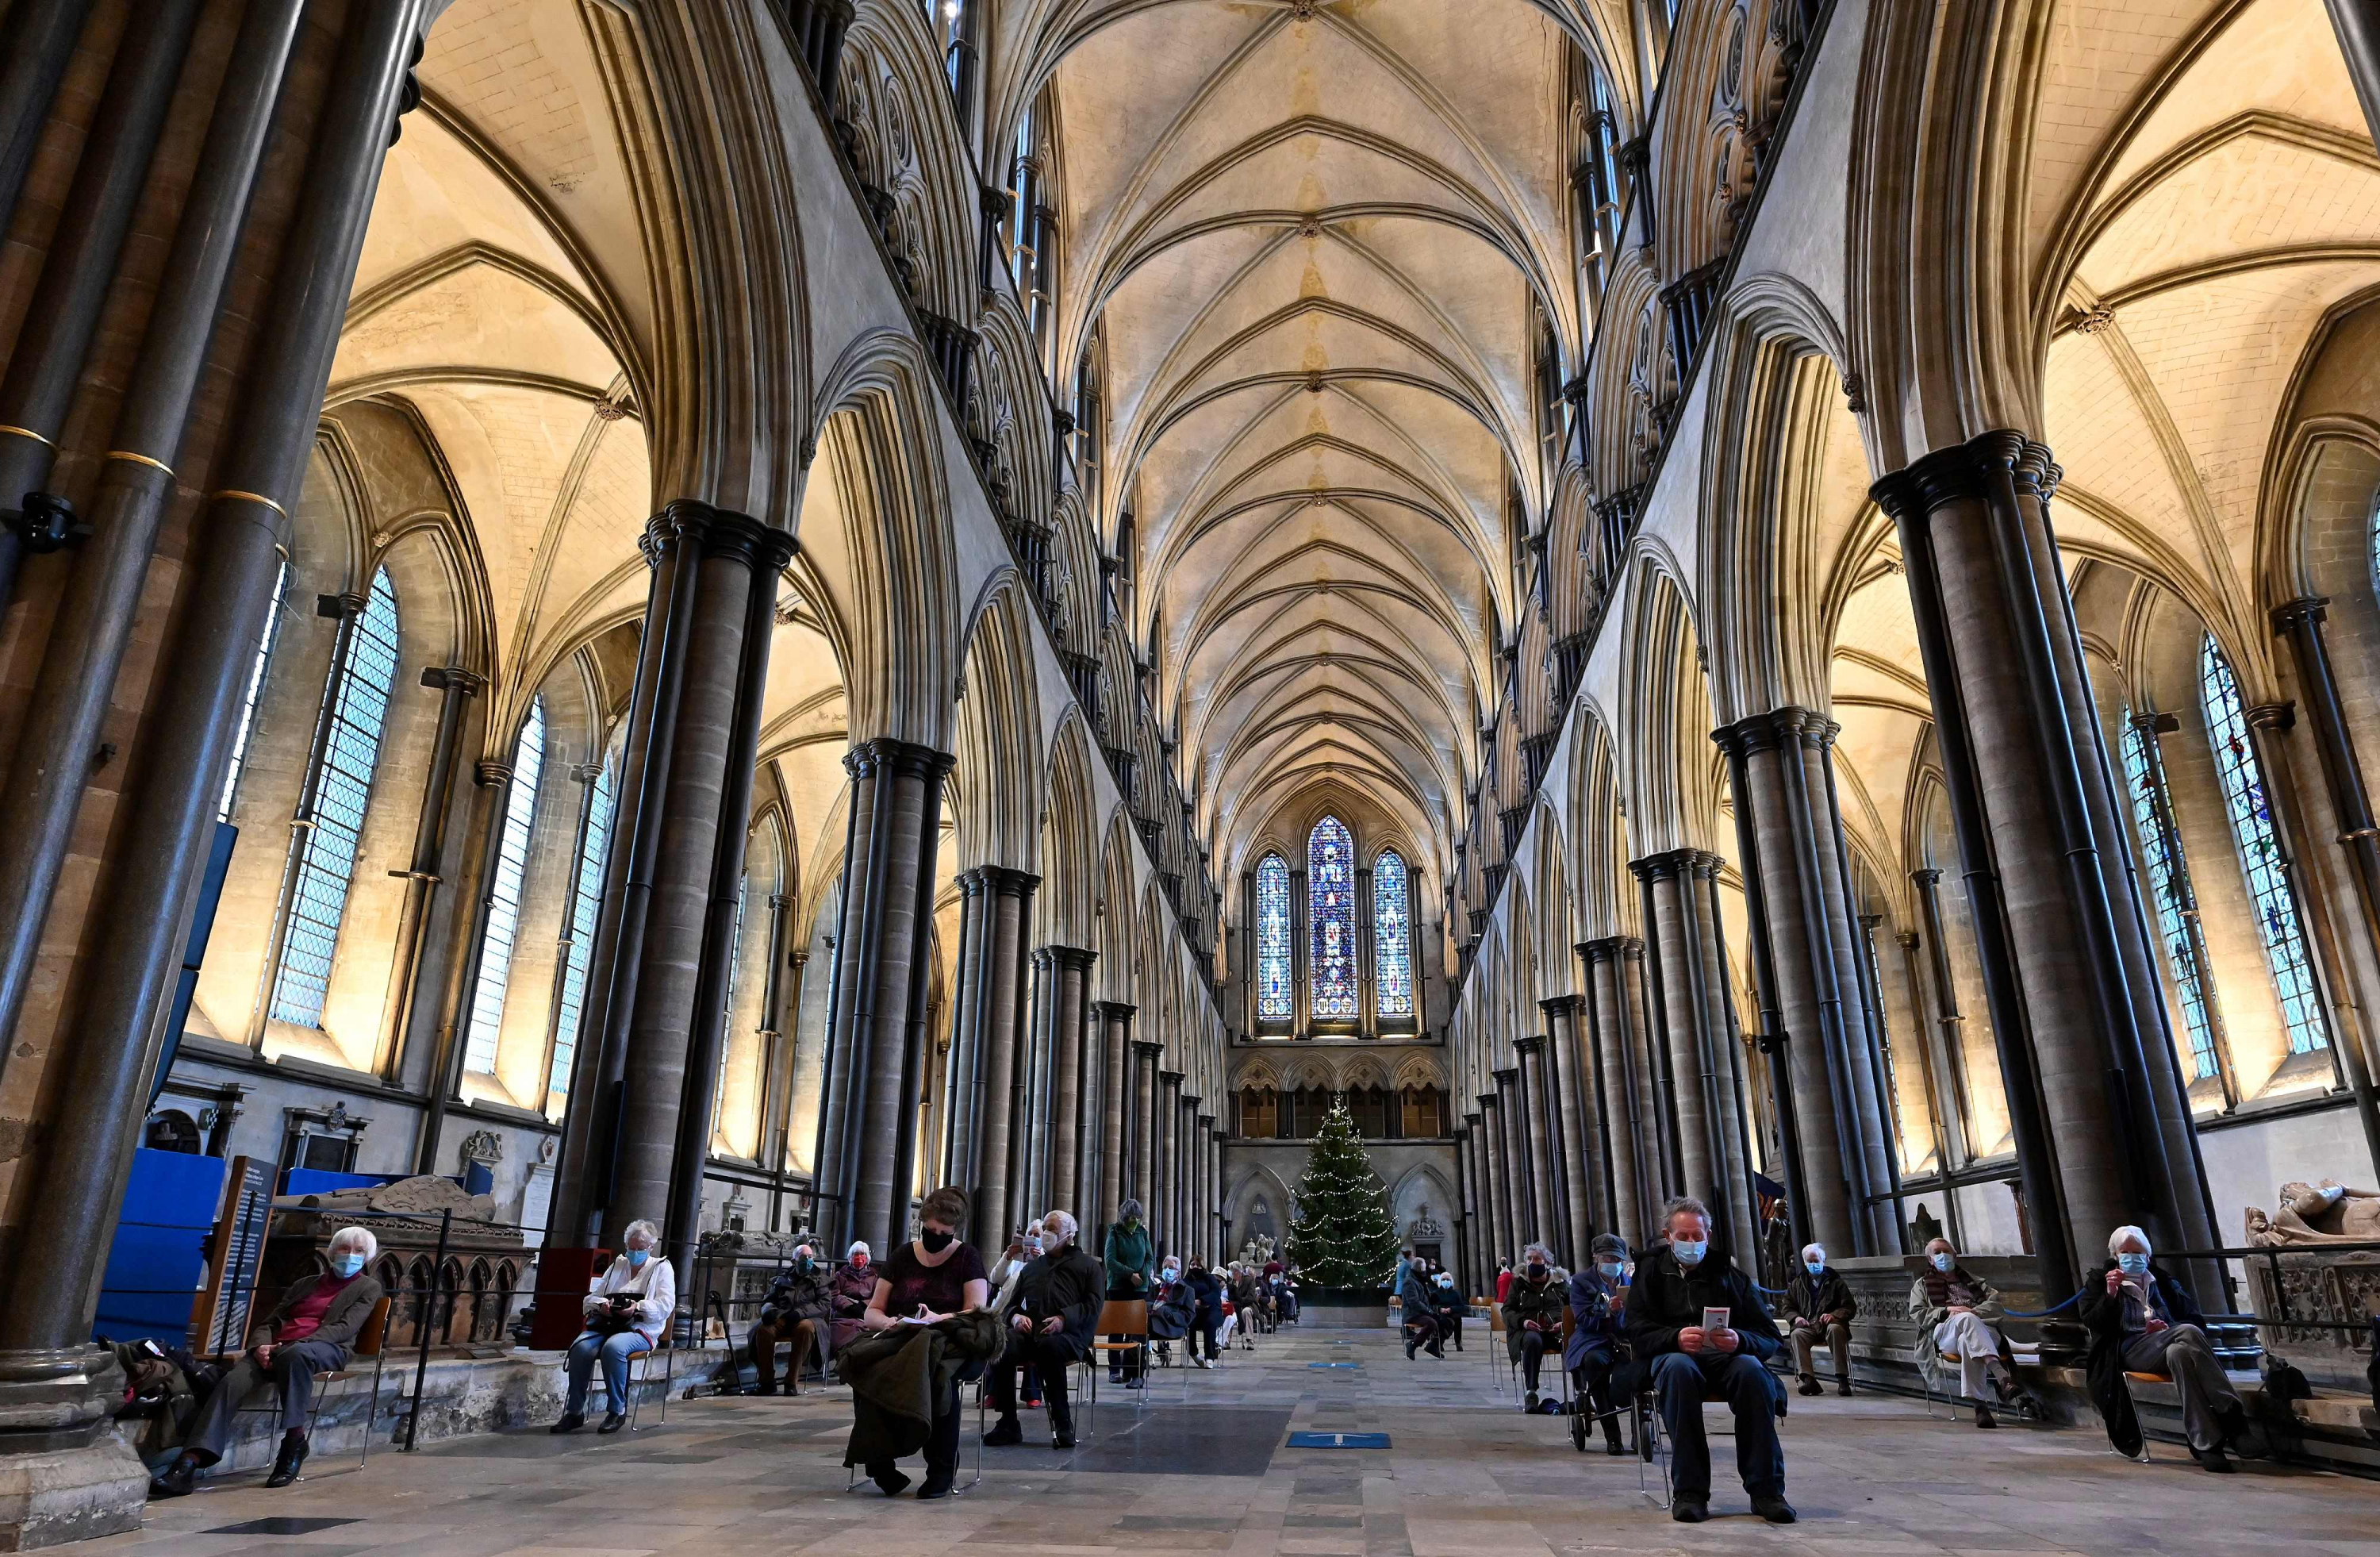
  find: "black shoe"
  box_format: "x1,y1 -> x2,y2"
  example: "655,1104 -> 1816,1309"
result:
549,1412 -> 585,1435
1752,1494 -> 1798,1524
597,1412 -> 628,1434
916,1474 -> 954,1499
1426,1344 -> 1445,1359
752,1382 -> 776,1397
1837,1379 -> 1854,1397
1973,1404 -> 1998,1429
1671,1496 -> 1709,1524
1123,1377 -> 1143,1390
263,1436 -> 308,1488
1797,1377 -> 1822,1397
1405,1338 -> 1418,1360
983,1416 -> 1023,1447
1052,1428 -> 1077,1450
1524,1390 -> 1540,1411
2190,1444 -> 2234,1474
1603,1428 -> 1625,1456
146,1459 -> 196,1500
869,1463 -> 911,1495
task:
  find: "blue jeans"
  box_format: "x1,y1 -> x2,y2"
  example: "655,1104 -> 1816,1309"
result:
566,1329 -> 651,1415
1649,1351 -> 1783,1500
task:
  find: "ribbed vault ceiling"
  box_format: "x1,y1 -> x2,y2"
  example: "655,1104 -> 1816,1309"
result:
1041,0 -> 1579,881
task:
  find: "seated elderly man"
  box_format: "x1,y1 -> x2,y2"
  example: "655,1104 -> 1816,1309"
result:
748,1243 -> 830,1396
1625,1198 -> 1793,1525
1397,1251 -> 1445,1361
148,1226 -> 386,1497
552,1218 -> 676,1435
981,1209 -> 1105,1447
1565,1234 -> 1630,1453
1907,1236 -> 2019,1428
2082,1225 -> 2248,1472
1503,1244 -> 1564,1409
1780,1241 -> 1856,1397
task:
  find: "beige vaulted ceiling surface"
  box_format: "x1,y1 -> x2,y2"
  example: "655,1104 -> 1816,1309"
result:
1042,1 -> 1581,882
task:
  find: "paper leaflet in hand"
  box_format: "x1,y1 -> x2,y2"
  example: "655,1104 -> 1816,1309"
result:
1702,1305 -> 1731,1335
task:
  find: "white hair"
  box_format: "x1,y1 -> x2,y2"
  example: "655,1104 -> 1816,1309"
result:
1523,1243 -> 1553,1264
622,1219 -> 658,1248
329,1225 -> 377,1261
1801,1243 -> 1826,1263
848,1240 -> 870,1259
2108,1224 -> 2152,1257
1041,1209 -> 1079,1247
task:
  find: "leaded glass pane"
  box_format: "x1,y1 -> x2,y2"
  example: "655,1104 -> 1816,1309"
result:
270,568 -> 400,1028
2120,706 -> 2218,1080
547,758 -> 615,1098
218,559 -> 289,823
1374,849 -> 1413,1018
1309,817 -> 1357,1020
1256,854 -> 1292,1021
463,700 -> 547,1075
2200,637 -> 2327,1053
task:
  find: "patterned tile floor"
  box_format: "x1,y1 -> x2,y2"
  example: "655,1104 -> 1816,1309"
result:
96,1324 -> 2377,1556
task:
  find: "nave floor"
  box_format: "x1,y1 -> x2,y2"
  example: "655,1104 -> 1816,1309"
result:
98,1324 -> 2376,1557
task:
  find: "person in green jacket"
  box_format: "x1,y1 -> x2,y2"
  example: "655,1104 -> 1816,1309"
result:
1103,1198 -> 1154,1386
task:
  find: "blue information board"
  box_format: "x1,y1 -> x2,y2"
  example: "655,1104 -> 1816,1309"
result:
94,1148 -> 227,1344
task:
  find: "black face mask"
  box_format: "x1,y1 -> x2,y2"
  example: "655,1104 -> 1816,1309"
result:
1528,1264 -> 1549,1282
920,1228 -> 955,1253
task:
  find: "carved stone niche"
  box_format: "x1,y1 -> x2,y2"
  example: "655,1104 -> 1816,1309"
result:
270,1174 -> 529,1353
2243,1180 -> 2380,1392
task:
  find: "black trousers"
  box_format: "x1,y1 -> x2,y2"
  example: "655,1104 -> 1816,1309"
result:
1572,1350 -> 1622,1441
1518,1328 -> 1549,1390
988,1332 -> 1078,1424
916,1359 -> 984,1481
1191,1304 -> 1222,1359
1403,1311 -> 1445,1351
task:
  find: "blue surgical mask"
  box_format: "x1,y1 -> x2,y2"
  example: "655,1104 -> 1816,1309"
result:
1672,1239 -> 1708,1267
1598,1261 -> 1625,1280
1804,1260 -> 1825,1277
626,1248 -> 651,1269
2116,1252 -> 2149,1277
1929,1252 -> 1954,1273
332,1254 -> 365,1278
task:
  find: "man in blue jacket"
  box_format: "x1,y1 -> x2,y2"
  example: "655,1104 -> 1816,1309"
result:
1624,1198 -> 1793,1525
1566,1233 -> 1630,1453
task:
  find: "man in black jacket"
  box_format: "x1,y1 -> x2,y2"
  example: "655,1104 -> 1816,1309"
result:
2081,1225 -> 2247,1471
1780,1241 -> 1857,1397
748,1244 -> 831,1395
982,1209 -> 1105,1447
1624,1198 -> 1793,1526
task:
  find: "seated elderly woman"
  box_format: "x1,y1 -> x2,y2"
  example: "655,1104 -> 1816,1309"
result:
148,1225 -> 386,1497
2082,1225 -> 2249,1472
1907,1236 -> 2020,1428
551,1218 -> 676,1436
1503,1243 -> 1565,1410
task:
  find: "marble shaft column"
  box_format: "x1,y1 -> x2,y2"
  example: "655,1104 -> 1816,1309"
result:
1714,709 -> 1891,1255
0,3 -> 422,1539
0,0 -> 89,246
1096,1003 -> 1135,1232
1487,1085 -> 1521,1259
2325,0 -> 2380,154
1638,854 -> 1759,1259
1179,1093 -> 1200,1254
1042,946 -> 1096,1220
1513,1040 -> 1558,1251
2270,598 -> 2380,1166
1541,995 -> 1596,1259
962,869 -> 1035,1238
1581,940 -> 1649,1243
379,667 -> 483,1074
1071,978 -> 1103,1221
416,759 -> 519,1174
1454,1122 -> 1479,1292
1204,1117 -> 1222,1255
940,871 -> 988,1185
1131,1040 -> 1162,1209
1872,432 -> 2220,1297
1015,951 -> 1053,1233
1473,1098 -> 1502,1270
1157,1071 -> 1184,1254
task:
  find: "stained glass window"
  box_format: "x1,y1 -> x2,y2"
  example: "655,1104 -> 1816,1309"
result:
1374,849 -> 1413,1019
2200,636 -> 2327,1053
269,567 -> 400,1028
1256,854 -> 1292,1021
463,700 -> 547,1075
547,756 -> 616,1098
1309,816 -> 1357,1020
218,559 -> 288,823
2121,706 -> 2219,1081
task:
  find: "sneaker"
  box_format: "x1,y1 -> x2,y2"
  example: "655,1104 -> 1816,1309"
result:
263,1435 -> 308,1488
1123,1377 -> 1144,1390
1193,1355 -> 1211,1369
1973,1404 -> 1997,1430
1752,1494 -> 1798,1524
983,1417 -> 1023,1447
1524,1390 -> 1540,1411
1797,1377 -> 1822,1397
1670,1496 -> 1709,1523
1022,1395 -> 1042,1407
597,1412 -> 628,1434
548,1412 -> 585,1435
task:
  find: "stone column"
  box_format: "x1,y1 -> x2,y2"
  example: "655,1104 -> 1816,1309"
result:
1204,1117 -> 1223,1257
1291,866 -> 1311,1035
378,667 -> 483,1075
955,868 -> 1034,1240
1541,995 -> 1596,1260
1714,708 -> 1893,1255
1908,874 -> 1977,1171
939,871 -> 987,1184
0,3 -> 420,1541
1131,1039 -> 1162,1207
816,737 -> 956,1255
1071,973 -> 1104,1221
1357,863 -> 1377,1037
1512,1040 -> 1557,1251
1490,1079 -> 1526,1254
1158,1071 -> 1184,1255
1474,1097 -> 1503,1271
2269,599 -> 2380,1167
1042,946 -> 1095,1222
1179,1093 -> 1201,1255
2325,0 -> 2380,154
1580,939 -> 1650,1243
1632,852 -> 1756,1259
416,756 -> 519,1174
1096,1002 -> 1135,1232
1454,1121 -> 1479,1293
1872,432 -> 2219,1297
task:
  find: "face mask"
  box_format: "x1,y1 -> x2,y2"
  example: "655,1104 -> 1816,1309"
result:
2116,1252 -> 2149,1276
919,1228 -> 955,1254
1436,1275 -> 1453,1288
1804,1260 -> 1825,1277
332,1254 -> 365,1278
1527,1263 -> 1549,1282
852,1254 -> 869,1269
1929,1252 -> 1954,1273
626,1248 -> 651,1269
797,1254 -> 816,1271
1672,1240 -> 1707,1267
1598,1261 -> 1625,1280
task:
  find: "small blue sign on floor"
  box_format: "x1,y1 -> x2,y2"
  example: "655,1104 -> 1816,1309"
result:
1307,1361 -> 1360,1370
1288,1431 -> 1390,1449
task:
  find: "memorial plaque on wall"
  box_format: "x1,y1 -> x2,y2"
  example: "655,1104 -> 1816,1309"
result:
189,1155 -> 273,1353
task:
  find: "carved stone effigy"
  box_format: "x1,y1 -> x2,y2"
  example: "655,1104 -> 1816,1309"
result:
2242,1180 -> 2380,1394
269,1174 -> 528,1351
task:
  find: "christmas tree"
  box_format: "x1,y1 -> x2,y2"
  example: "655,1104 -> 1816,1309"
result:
1285,1100 -> 1403,1287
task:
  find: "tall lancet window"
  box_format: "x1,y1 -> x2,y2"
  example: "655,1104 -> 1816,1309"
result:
547,755 -> 616,1099
269,567 -> 400,1028
1255,853 -> 1292,1021
2200,636 -> 2325,1053
1309,816 -> 1357,1020
1374,848 -> 1414,1020
2120,707 -> 2217,1081
463,699 -> 547,1075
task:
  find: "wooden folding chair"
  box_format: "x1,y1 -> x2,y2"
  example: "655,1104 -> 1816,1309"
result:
1083,1299 -> 1149,1436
